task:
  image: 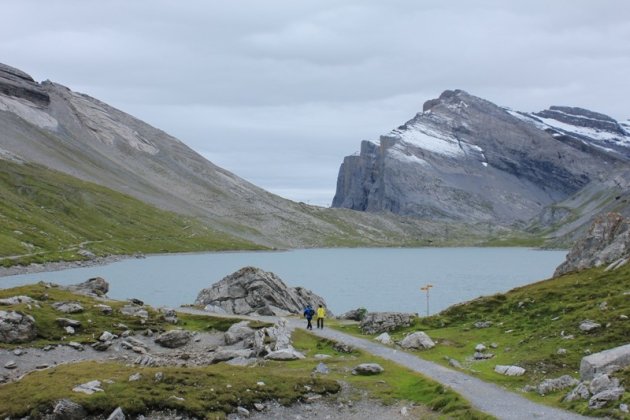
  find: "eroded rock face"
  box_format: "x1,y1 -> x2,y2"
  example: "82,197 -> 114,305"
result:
359,312 -> 415,334
195,267 -> 328,316
0,310 -> 37,343
555,212 -> 630,276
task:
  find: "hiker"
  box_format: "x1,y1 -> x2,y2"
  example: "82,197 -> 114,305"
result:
316,304 -> 326,329
303,304 -> 315,330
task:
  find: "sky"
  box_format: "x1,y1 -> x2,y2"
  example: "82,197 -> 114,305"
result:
1,1 -> 629,206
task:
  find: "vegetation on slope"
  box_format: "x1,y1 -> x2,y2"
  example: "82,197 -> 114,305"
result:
0,284 -> 489,419
337,264 -> 630,418
0,160 -> 265,267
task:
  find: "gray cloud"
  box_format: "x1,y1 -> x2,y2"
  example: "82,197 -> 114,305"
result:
1,0 -> 629,205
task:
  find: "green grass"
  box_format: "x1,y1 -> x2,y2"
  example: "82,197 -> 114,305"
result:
0,283 -> 241,348
336,264 -> 630,417
0,284 -> 490,419
0,160 -> 266,267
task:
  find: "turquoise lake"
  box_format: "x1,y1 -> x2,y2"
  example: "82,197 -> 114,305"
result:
0,248 -> 566,315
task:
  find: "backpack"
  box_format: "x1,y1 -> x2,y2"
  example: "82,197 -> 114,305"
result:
304,307 -> 314,318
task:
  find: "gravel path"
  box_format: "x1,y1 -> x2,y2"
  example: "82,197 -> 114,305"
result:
285,319 -> 589,420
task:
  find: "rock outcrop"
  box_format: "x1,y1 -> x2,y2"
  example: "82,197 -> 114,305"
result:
194,267 -> 328,316
0,310 -> 37,343
66,277 -> 109,297
359,312 -> 415,334
555,212 -> 630,276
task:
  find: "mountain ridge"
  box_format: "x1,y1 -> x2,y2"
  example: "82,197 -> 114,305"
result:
332,89 -> 629,240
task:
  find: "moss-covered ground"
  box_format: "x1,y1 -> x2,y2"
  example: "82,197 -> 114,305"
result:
334,264 -> 630,418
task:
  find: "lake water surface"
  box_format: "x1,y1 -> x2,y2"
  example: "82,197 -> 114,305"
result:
0,248 -> 566,315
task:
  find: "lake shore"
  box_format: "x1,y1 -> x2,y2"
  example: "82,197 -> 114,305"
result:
0,255 -> 130,279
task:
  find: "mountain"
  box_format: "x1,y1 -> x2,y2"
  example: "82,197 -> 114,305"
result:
332,90 -> 629,234
1,63 -> 495,260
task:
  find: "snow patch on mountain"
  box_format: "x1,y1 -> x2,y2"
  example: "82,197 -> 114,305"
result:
388,144 -> 429,166
388,122 -> 463,158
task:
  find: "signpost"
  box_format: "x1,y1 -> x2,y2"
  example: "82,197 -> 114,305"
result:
420,284 -> 433,316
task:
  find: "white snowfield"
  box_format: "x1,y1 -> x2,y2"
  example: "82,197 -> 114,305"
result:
0,94 -> 58,130
389,122 -> 464,158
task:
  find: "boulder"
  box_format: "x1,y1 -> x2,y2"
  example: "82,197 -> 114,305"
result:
0,310 -> 37,343
194,266 -> 328,316
120,305 -> 149,319
494,365 -> 525,376
265,318 -> 292,351
564,383 -> 590,402
536,375 -> 579,395
212,348 -> 254,363
56,318 -> 81,328
555,212 -> 630,276
399,331 -> 435,350
224,321 -> 255,346
92,341 -> 112,351
359,312 -> 415,334
67,277 -> 109,296
589,374 -> 619,395
580,343 -> 630,380
94,304 -> 113,315
52,399 -> 86,420
338,307 -> 368,321
352,363 -> 384,375
154,330 -> 192,348
52,302 -> 84,314
589,387 -> 625,409
374,332 -> 393,345
160,308 -> 178,324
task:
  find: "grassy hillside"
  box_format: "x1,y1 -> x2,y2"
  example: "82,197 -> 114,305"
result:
337,264 -> 630,418
0,160 -> 265,267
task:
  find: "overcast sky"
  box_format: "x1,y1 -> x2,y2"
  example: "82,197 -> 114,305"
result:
2,1 -> 629,206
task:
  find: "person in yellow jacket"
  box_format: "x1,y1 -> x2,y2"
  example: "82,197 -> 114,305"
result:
316,304 -> 326,329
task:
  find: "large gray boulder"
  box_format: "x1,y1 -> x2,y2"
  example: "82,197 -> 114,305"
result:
555,212 -> 630,276
154,330 -> 192,348
0,310 -> 37,343
580,344 -> 630,380
360,312 -> 415,334
195,267 -> 328,316
224,321 -> 255,346
67,277 -> 109,297
399,331 -> 435,350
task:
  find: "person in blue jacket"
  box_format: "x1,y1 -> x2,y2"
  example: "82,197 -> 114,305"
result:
303,304 -> 315,330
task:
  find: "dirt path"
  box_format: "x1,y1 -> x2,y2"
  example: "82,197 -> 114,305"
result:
282,318 -> 588,420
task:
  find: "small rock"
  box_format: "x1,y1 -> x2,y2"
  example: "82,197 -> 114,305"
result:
236,406 -> 250,417
128,373 -> 142,382
579,320 -> 601,332
474,352 -> 494,360
65,326 -> 75,335
67,342 -> 84,351
43,344 -> 55,351
490,343 -> 499,349
537,375 -> 579,395
333,342 -> 355,353
400,406 -> 409,416
154,372 -> 164,382
448,358 -> 463,369
13,348 -> 24,356
99,331 -> 115,342
313,362 -> 330,374
257,381 -> 265,386
72,380 -> 103,395
494,365 -> 525,376
352,363 -> 384,375
474,321 -> 493,328
107,406 -> 126,420
36,363 -> 49,369
265,347 -> 305,360
475,344 -> 486,352
94,304 -> 113,315
557,348 -> 567,355
92,340 -> 112,351
374,332 -> 393,345
254,403 -> 265,411
314,354 -> 332,360
53,399 -> 86,420
52,302 -> 84,314
620,403 -> 629,413
620,315 -> 628,320
4,360 -> 17,369
56,318 -> 81,328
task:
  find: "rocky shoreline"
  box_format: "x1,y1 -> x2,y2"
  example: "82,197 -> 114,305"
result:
0,255 -> 132,278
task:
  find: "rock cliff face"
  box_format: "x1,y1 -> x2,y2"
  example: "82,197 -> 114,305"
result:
194,267 -> 328,316
554,212 -> 630,276
332,90 -> 628,226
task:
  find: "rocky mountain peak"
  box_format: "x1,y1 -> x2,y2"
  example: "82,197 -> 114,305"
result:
535,106 -> 627,137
